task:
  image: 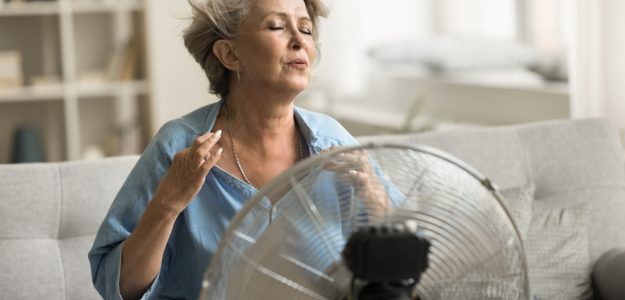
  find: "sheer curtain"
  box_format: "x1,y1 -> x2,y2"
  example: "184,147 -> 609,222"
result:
569,0 -> 625,135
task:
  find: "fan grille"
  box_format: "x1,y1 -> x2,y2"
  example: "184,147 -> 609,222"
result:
200,143 -> 529,300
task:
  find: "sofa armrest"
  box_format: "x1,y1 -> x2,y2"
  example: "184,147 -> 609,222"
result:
593,247 -> 625,300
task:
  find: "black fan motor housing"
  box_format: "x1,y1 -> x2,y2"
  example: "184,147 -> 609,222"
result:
343,224 -> 430,283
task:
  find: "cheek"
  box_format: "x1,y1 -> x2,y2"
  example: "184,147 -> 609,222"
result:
240,35 -> 280,65
309,46 -> 316,64
256,35 -> 283,55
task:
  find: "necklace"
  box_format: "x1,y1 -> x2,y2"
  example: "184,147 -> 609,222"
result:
224,103 -> 304,189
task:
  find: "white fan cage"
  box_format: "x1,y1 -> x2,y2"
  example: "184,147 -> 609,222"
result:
199,143 -> 529,300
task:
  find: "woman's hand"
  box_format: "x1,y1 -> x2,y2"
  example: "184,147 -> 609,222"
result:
321,146 -> 392,222
153,130 -> 223,215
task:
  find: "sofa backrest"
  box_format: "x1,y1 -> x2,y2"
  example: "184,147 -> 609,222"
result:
357,118 -> 625,265
1,119 -> 623,299
0,156 -> 139,300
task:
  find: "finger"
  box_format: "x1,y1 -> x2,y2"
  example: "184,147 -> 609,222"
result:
323,161 -> 360,173
337,152 -> 364,164
349,169 -> 370,182
322,160 -> 345,172
196,147 -> 222,179
320,146 -> 345,153
190,131 -> 217,153
193,130 -> 222,169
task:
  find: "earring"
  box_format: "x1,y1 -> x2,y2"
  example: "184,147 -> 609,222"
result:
237,67 -> 241,83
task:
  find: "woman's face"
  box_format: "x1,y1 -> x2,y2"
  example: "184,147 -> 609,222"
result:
235,0 -> 315,95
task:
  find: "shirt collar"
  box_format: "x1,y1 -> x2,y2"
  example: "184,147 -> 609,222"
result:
202,98 -> 322,154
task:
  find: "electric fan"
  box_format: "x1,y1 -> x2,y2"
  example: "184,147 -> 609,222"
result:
198,143 -> 529,300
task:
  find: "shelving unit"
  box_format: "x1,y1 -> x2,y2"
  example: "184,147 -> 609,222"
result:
0,0 -> 141,16
0,0 -> 150,163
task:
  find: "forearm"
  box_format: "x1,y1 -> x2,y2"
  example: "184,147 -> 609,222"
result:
119,198 -> 178,300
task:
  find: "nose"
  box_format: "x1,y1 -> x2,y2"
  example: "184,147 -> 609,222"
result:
288,26 -> 307,51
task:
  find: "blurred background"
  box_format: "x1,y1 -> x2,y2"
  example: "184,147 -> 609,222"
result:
0,0 -> 623,164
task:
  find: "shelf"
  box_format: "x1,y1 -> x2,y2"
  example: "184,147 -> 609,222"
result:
0,85 -> 65,102
71,0 -> 142,14
0,1 -> 59,16
76,80 -> 148,98
0,0 -> 142,17
0,80 -> 148,102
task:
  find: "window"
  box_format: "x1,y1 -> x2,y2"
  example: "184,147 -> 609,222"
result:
435,0 -> 572,55
435,0 -> 518,41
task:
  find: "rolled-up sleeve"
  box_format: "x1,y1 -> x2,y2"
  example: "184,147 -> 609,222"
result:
88,121 -> 181,300
92,240 -> 163,300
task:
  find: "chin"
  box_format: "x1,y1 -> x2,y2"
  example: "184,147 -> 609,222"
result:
281,79 -> 311,94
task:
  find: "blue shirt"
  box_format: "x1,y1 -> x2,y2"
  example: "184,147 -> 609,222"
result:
88,99 -> 361,300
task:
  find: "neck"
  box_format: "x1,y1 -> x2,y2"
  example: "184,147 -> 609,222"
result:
217,84 -> 304,190
224,85 -> 299,143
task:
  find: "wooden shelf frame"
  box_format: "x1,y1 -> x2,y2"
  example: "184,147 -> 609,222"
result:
0,0 -> 142,17
0,0 -> 148,162
0,80 -> 148,103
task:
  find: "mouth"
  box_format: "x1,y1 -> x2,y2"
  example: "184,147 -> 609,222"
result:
287,58 -> 308,69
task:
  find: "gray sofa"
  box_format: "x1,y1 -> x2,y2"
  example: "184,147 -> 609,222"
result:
1,118 -> 624,300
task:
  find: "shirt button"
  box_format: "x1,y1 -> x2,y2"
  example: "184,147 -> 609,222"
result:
271,206 -> 277,215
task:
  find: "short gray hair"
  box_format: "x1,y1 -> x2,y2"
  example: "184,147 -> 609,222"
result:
183,0 -> 329,99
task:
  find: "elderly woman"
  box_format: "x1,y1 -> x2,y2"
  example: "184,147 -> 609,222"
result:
89,0 -> 390,299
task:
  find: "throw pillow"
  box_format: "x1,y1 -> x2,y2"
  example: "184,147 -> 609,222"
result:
526,203 -> 593,300
500,183 -> 535,241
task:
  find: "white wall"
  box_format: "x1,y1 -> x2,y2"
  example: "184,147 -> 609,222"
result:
143,0 -> 219,136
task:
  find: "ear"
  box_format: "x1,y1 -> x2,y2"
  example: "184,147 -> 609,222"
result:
213,40 -> 239,71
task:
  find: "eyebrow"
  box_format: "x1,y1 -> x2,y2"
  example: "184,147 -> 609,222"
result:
265,11 -> 312,22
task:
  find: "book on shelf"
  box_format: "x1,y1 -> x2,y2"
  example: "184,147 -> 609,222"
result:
30,74 -> 62,87
106,37 -> 139,82
0,51 -> 23,89
120,38 -> 139,81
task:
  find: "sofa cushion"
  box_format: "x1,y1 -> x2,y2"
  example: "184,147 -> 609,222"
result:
0,156 -> 139,300
0,164 -> 61,238
0,239 -> 65,300
58,158 -> 138,239
59,235 -> 101,300
500,183 -> 535,241
526,203 -> 593,300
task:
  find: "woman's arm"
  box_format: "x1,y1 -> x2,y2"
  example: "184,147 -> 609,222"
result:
119,131 -> 222,300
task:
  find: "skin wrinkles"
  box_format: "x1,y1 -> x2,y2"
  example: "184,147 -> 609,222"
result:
234,0 -> 315,96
